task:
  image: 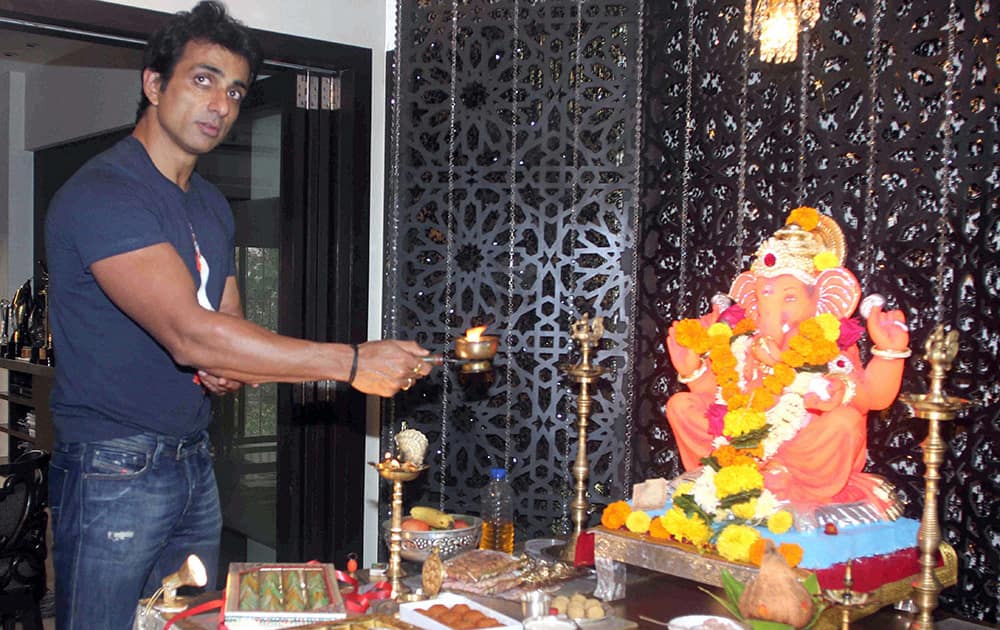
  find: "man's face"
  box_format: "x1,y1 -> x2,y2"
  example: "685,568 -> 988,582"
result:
145,40 -> 250,157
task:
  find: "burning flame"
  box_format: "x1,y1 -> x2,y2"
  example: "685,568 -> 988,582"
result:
465,325 -> 488,342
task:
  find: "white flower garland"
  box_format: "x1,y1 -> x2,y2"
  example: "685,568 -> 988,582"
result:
724,337 -> 816,460
761,393 -> 808,459
691,465 -> 720,517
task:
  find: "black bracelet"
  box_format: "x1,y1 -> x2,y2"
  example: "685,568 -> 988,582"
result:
348,344 -> 359,384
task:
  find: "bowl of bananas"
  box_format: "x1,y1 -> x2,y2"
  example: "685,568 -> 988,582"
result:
382,507 -> 482,563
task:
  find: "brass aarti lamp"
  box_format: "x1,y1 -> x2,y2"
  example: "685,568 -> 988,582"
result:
558,314 -> 609,563
454,325 -> 499,374
898,325 -> 974,630
421,325 -> 499,374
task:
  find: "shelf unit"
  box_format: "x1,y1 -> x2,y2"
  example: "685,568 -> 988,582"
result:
0,358 -> 54,456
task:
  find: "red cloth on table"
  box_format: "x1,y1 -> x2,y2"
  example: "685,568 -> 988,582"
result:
575,531 -> 595,568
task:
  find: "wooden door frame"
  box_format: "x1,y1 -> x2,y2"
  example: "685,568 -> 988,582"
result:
5,0 -> 372,565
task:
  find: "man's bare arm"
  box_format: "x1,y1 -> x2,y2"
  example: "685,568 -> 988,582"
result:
90,243 -> 431,394
197,276 -> 246,395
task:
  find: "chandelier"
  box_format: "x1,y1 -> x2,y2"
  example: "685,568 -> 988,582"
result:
745,0 -> 821,63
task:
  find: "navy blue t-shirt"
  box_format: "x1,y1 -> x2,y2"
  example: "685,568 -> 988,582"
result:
45,136 -> 235,442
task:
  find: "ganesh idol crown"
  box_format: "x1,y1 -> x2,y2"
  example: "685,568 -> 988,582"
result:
663,206 -> 912,539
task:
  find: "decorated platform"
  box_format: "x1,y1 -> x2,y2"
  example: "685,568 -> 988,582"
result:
592,526 -> 958,629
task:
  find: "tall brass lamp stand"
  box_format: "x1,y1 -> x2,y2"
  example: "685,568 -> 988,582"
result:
899,325 -> 974,630
558,314 -> 609,563
371,457 -> 428,600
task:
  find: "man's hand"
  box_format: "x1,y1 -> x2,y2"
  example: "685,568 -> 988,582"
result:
350,340 -> 432,397
196,370 -> 246,396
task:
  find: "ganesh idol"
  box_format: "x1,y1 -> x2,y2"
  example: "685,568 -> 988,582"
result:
665,207 -> 911,523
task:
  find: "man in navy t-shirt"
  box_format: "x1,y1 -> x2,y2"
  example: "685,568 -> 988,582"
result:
44,3 -> 432,628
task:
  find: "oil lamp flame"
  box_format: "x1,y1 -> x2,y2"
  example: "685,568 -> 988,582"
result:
465,325 -> 488,342
454,325 -> 498,373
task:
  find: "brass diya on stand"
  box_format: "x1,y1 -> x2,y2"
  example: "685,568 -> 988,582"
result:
371,456 -> 427,600
370,426 -> 433,602
899,325 -> 974,630
823,559 -> 870,630
555,314 -> 609,563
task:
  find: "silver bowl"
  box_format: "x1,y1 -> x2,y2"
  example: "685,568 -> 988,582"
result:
381,514 -> 482,563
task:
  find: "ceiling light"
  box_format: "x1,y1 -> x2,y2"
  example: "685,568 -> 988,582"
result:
745,0 -> 821,63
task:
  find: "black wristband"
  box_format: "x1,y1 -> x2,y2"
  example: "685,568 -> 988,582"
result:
348,344 -> 359,384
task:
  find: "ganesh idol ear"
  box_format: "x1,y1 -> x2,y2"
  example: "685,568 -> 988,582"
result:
729,271 -> 759,320
815,268 -> 861,318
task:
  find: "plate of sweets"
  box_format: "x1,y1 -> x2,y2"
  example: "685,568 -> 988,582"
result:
222,562 -> 346,629
399,592 -> 521,630
665,615 -> 743,630
549,591 -> 609,624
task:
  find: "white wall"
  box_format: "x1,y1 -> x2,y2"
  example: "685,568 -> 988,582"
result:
109,0 -> 387,51
24,66 -> 136,151
105,0 -> 392,565
0,70 -> 34,460
0,71 -> 33,312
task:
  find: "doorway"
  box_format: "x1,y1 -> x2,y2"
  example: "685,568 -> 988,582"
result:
7,0 -> 373,583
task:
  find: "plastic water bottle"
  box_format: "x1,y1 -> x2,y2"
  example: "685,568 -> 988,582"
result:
479,467 -> 515,553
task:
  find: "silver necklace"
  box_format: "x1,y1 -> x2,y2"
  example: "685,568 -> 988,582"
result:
935,0 -> 959,325
797,27 -> 811,204
503,0 -> 521,473
679,0 -> 696,317
860,0 -> 885,296
622,0 -> 646,500
736,0 -> 753,266
438,0 -> 460,511
385,0 -> 405,453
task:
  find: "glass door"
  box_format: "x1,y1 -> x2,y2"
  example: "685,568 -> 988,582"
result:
199,69 -> 371,571
199,75 -> 286,560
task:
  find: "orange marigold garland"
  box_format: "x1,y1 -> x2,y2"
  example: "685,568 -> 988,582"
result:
778,542 -> 804,568
648,515 -> 671,539
600,501 -> 631,530
675,319 -> 711,355
713,444 -> 756,468
748,537 -> 768,566
786,206 -> 819,231
732,318 -> 756,336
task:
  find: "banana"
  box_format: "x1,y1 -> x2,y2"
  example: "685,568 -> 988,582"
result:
410,506 -> 455,529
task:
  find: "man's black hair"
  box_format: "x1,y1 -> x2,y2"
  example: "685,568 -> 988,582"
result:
135,0 -> 262,121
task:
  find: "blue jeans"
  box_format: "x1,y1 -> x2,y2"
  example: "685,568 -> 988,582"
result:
49,430 -> 222,630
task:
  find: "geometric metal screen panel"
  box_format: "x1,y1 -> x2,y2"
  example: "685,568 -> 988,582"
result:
385,0 -> 642,543
635,0 -> 998,622
388,0 -> 998,622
